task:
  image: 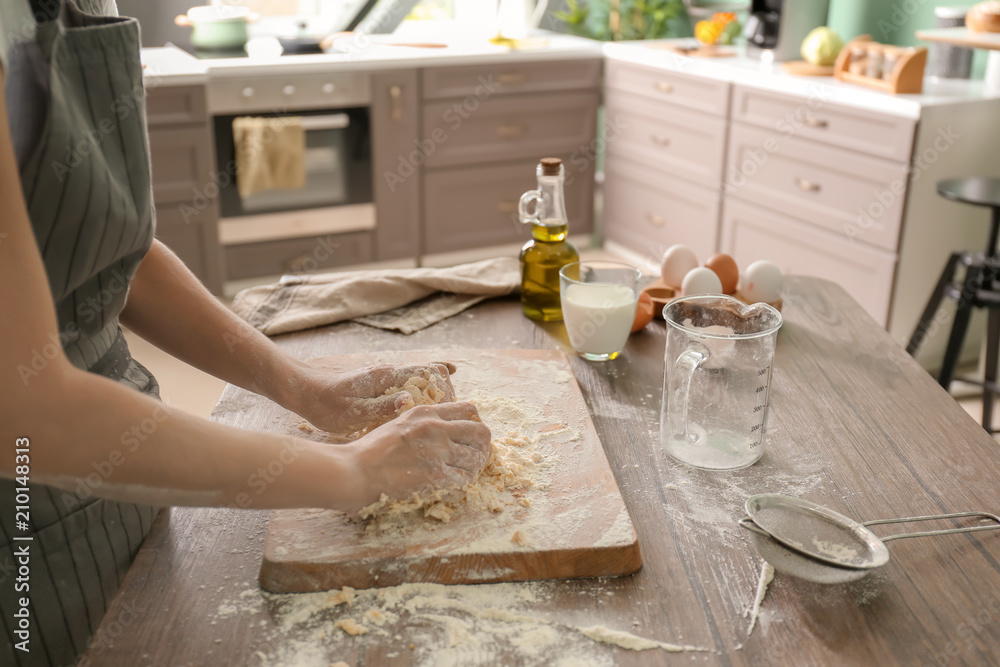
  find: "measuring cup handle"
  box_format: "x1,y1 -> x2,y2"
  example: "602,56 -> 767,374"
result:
518,189 -> 542,225
865,511 -> 1000,542
667,345 -> 708,444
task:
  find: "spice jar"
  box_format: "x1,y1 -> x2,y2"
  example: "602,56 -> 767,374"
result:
865,43 -> 884,79
882,46 -> 901,81
848,42 -> 868,75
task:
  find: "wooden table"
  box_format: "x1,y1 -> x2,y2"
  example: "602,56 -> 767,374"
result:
83,277 -> 1000,666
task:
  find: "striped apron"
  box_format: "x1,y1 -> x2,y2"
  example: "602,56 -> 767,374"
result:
1,2 -> 160,665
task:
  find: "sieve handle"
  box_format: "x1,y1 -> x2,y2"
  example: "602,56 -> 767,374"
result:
863,511 -> 1000,543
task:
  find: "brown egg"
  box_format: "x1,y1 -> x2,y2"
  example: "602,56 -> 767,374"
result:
705,253 -> 739,294
631,292 -> 655,332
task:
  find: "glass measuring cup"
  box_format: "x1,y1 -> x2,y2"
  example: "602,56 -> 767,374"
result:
660,295 -> 782,470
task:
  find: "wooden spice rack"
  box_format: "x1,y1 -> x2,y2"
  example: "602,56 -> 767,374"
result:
833,35 -> 928,94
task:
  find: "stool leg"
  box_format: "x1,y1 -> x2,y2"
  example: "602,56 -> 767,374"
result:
983,307 -> 1000,433
908,252 -> 962,356
939,264 -> 982,390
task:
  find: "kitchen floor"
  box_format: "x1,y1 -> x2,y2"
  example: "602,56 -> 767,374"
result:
122,250 -> 999,440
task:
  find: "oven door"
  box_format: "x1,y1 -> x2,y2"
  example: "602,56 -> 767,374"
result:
214,107 -> 372,218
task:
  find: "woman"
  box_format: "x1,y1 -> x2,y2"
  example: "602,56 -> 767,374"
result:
0,2 -> 490,665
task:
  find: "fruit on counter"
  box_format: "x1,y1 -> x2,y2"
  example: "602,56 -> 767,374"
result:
704,253 -> 739,295
681,267 -> 723,296
695,12 -> 742,46
631,292 -> 655,333
801,27 -> 845,66
741,260 -> 784,304
660,244 -> 699,288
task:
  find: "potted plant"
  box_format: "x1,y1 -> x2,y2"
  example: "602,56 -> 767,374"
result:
555,0 -> 694,40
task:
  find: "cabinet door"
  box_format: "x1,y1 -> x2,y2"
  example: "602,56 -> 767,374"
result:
224,232 -> 373,281
603,152 -> 719,264
371,69 -> 420,261
146,85 -> 207,127
726,122 -> 909,252
148,126 -> 213,205
423,157 -> 594,254
421,59 -> 602,100
155,205 -> 223,295
606,91 -> 728,189
722,198 -> 896,325
422,91 -> 600,169
605,58 -> 730,117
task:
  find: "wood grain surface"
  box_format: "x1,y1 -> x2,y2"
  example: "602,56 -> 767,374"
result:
81,276 -> 1000,666
259,349 -> 641,593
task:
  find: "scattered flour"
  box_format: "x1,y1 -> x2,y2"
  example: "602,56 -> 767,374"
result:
745,560 -> 775,636
576,625 -> 706,652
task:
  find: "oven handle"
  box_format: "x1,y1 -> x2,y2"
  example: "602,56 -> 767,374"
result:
299,113 -> 351,131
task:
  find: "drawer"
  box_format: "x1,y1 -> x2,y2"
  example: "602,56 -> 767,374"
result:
421,59 -> 602,100
423,157 -> 594,254
224,231 -> 373,281
605,58 -> 730,117
721,198 -> 896,325
603,152 -> 719,263
422,91 -> 599,169
208,72 -> 370,114
148,125 -> 213,205
606,91 -> 728,188
731,85 -> 916,163
726,122 -> 909,252
145,85 -> 207,126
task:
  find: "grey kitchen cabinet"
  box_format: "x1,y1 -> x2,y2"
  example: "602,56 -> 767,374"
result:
145,83 -> 224,294
371,68 -> 421,261
419,58 -> 603,257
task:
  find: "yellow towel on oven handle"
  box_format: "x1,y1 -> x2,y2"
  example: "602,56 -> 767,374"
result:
232,116 -> 306,198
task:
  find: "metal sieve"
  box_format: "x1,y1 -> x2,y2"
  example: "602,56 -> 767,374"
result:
739,494 -> 1000,583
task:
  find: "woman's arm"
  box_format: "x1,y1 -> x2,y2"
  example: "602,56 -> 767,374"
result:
121,240 -> 453,435
0,73 -> 489,511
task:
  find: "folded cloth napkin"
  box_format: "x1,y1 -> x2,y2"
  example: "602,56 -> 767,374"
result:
232,116 -> 306,198
231,257 -> 521,336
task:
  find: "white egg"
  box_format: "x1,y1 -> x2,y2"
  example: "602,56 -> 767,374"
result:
741,260 -> 784,303
660,245 -> 699,288
681,267 -> 723,296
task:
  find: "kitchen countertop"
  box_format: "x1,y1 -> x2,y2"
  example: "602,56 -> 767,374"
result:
80,276 -> 1000,666
605,40 -> 1000,119
140,24 -> 603,85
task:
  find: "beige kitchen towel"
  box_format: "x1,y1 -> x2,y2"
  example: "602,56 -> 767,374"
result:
232,116 -> 306,198
231,257 -> 521,335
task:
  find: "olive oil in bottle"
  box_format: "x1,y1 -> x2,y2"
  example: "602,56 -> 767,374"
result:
518,158 -> 579,322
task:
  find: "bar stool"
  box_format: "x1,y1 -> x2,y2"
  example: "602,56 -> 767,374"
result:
907,177 -> 1000,433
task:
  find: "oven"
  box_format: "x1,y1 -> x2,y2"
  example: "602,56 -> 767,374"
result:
206,70 -> 375,279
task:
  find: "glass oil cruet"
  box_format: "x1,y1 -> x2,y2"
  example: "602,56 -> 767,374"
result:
518,157 -> 579,322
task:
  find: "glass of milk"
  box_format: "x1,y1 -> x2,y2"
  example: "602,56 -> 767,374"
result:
559,261 -> 641,361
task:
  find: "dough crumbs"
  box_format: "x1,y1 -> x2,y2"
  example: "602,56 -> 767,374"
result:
325,587 -> 355,606
518,497 -> 531,507
298,423 -> 314,433
358,379 -> 539,531
576,625 -> 706,653
330,662 -> 349,667
333,618 -> 368,636
511,530 -> 531,547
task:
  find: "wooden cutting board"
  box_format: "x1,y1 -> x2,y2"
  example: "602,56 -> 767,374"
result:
259,349 -> 642,593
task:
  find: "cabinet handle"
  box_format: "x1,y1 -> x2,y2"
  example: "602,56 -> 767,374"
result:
655,81 -> 674,93
389,85 -> 403,122
496,124 -> 526,138
646,212 -> 665,227
796,178 -> 821,192
497,201 -> 517,214
804,117 -> 828,129
650,135 -> 670,147
498,72 -> 527,84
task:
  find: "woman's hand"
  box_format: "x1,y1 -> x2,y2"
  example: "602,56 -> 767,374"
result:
345,401 -> 492,508
289,360 -> 458,435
